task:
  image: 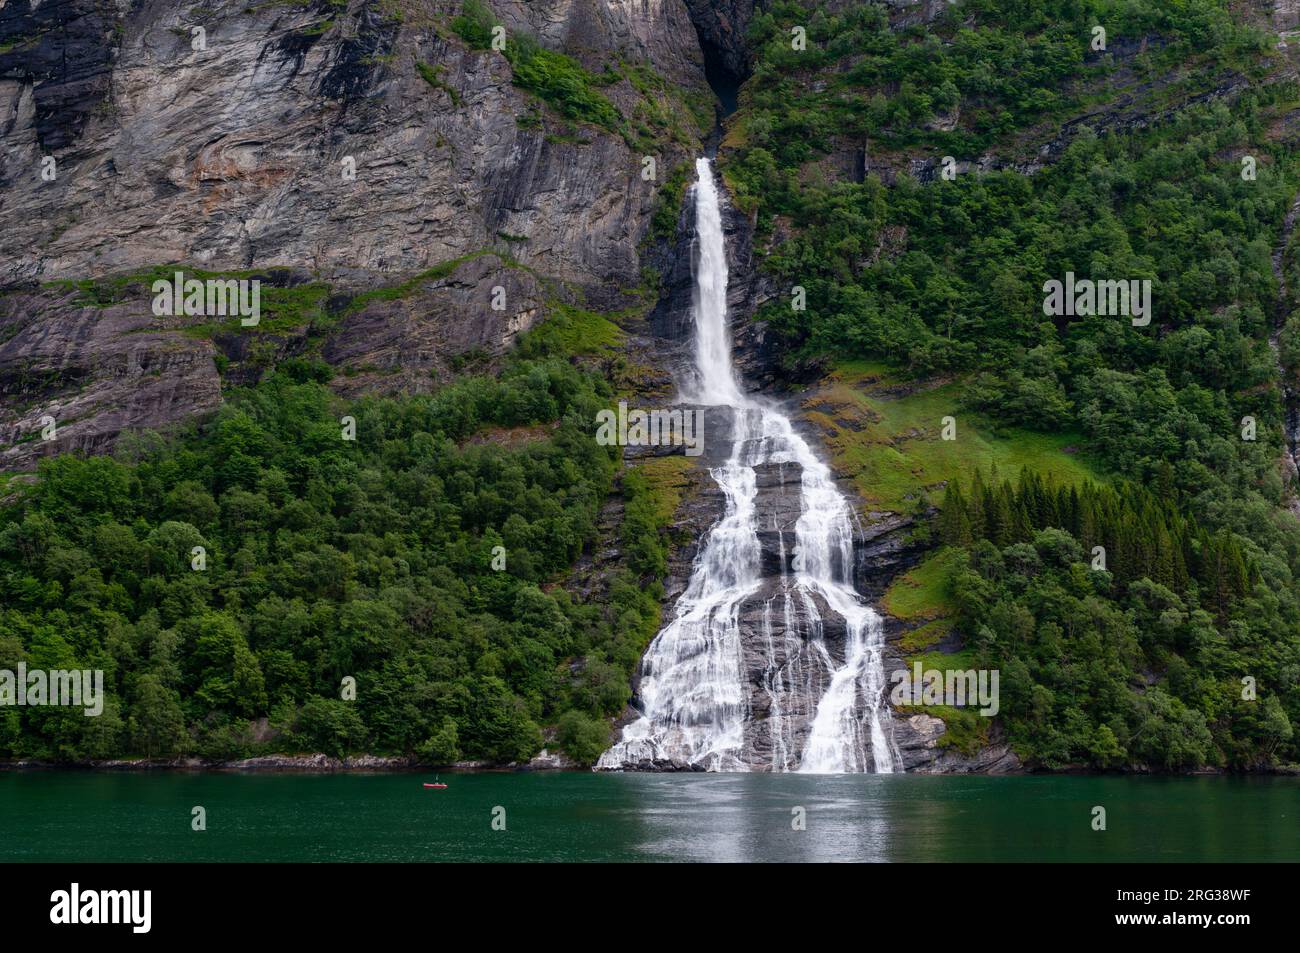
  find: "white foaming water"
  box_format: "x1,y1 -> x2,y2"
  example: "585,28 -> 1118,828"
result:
597,158 -> 897,773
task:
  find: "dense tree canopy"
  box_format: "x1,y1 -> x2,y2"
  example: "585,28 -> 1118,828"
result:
723,0 -> 1300,768
0,353 -> 666,765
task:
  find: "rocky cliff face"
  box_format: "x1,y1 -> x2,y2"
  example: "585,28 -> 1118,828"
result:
0,0 -> 710,468
680,0 -> 753,86
1,0 -> 706,285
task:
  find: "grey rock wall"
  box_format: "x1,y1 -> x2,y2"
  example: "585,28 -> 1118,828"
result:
0,0 -> 711,467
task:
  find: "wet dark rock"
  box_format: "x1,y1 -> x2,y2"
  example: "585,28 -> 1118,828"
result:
0,0 -> 119,151
681,0 -> 752,79
318,6 -> 401,102
853,511 -> 927,602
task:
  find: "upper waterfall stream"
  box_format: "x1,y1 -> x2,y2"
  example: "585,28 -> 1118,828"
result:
598,158 -> 898,773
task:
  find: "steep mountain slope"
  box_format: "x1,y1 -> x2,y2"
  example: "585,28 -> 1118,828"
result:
715,0 -> 1300,770
0,0 -> 711,468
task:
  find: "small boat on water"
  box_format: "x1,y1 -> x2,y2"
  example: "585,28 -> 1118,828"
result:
423,783 -> 447,789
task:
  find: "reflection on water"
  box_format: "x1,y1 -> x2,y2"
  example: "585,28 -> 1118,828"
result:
1,771 -> 1296,862
620,775 -> 950,862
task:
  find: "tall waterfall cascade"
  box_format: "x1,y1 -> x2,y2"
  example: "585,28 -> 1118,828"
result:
597,159 -> 899,773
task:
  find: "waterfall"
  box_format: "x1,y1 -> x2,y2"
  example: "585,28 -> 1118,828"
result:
597,158 -> 898,773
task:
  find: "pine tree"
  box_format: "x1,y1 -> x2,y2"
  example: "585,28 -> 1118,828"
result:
1171,528 -> 1189,591
1011,485 -> 1034,543
969,468 -> 987,540
989,482 -> 1015,547
1066,485 -> 1082,537
938,478 -> 972,546
1227,536 -> 1249,600
1156,460 -> 1176,502
1153,524 -> 1174,589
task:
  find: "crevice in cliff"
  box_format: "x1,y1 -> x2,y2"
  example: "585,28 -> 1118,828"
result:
0,0 -> 120,151
700,41 -> 742,118
681,0 -> 752,120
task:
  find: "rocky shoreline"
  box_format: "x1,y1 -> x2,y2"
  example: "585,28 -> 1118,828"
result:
0,748 -> 580,773
4,753 -> 1294,774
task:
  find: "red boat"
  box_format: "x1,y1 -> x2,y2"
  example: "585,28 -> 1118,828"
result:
423,782 -> 448,789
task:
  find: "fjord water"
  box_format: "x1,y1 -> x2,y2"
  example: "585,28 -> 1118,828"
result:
599,158 -> 897,772
2,772 -> 1296,862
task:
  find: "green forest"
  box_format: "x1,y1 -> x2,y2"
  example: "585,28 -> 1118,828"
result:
720,0 -> 1300,768
0,340 -> 668,765
937,469 -> 1290,768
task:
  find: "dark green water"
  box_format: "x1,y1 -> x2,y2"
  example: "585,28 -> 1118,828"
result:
1,772 -> 1296,862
